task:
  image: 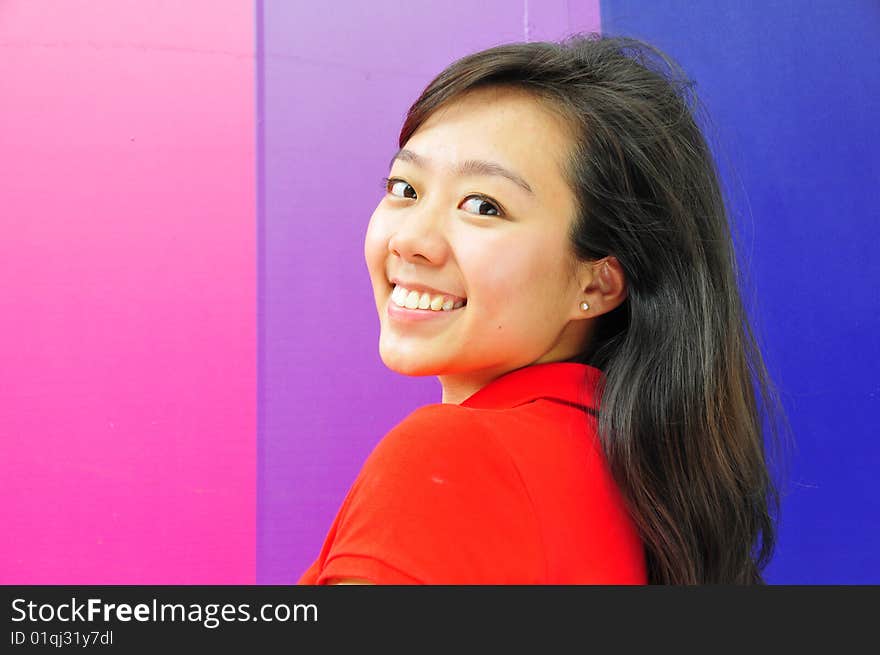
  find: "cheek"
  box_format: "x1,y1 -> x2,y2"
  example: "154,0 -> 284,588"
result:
471,245 -> 556,310
364,209 -> 389,277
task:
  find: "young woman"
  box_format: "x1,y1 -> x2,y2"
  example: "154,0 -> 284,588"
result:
298,33 -> 788,585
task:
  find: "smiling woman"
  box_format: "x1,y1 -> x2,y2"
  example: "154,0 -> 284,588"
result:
297,33 -> 787,585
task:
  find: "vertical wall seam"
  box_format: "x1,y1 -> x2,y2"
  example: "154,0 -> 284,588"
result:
254,0 -> 266,584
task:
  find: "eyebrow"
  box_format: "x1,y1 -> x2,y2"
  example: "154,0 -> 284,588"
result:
388,148 -> 534,195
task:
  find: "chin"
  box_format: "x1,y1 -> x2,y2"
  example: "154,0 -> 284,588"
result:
379,353 -> 437,377
378,342 -> 445,377
380,347 -> 485,379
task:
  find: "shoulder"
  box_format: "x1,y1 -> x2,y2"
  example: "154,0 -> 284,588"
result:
333,403 -> 545,583
349,403 -> 540,550
366,403 -> 509,473
391,402 -> 482,435
350,403 -> 534,514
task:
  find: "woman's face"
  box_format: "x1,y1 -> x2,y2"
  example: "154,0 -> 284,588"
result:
364,85 -> 594,403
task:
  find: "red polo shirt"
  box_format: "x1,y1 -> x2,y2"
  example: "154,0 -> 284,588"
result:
297,362 -> 646,584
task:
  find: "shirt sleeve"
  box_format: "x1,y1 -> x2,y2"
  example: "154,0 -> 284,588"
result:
312,404 -> 546,585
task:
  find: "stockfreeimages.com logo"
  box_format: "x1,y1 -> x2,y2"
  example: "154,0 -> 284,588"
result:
11,597 -> 318,629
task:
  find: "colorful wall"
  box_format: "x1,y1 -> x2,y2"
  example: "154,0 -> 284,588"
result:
1,1 -> 876,584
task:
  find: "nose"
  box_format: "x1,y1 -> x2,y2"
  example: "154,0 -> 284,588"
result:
387,200 -> 450,265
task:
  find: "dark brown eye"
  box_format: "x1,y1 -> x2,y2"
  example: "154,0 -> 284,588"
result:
384,177 -> 417,199
461,195 -> 501,217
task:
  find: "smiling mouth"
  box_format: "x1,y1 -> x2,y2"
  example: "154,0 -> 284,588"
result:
390,284 -> 467,312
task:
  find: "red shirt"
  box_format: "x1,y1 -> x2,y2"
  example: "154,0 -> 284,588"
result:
297,362 -> 646,584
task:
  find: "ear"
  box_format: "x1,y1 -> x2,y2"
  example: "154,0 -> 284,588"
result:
570,256 -> 628,320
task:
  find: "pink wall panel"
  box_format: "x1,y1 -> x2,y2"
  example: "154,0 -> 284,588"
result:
0,1 -> 256,582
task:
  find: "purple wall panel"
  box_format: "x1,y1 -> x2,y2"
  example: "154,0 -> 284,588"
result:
258,0 -> 600,583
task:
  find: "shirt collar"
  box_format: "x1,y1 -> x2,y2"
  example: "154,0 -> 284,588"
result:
459,362 -> 604,411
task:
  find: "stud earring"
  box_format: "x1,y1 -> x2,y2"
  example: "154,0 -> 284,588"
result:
580,301 -> 590,311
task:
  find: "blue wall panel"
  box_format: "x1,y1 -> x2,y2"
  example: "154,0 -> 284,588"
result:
601,1 -> 880,582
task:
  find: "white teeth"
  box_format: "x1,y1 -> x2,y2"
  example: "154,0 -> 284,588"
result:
392,287 -> 408,307
391,284 -> 466,312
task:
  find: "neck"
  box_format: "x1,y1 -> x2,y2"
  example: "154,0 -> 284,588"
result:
438,367 -> 509,405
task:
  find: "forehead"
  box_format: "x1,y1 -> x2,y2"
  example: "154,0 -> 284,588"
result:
403,86 -> 575,198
